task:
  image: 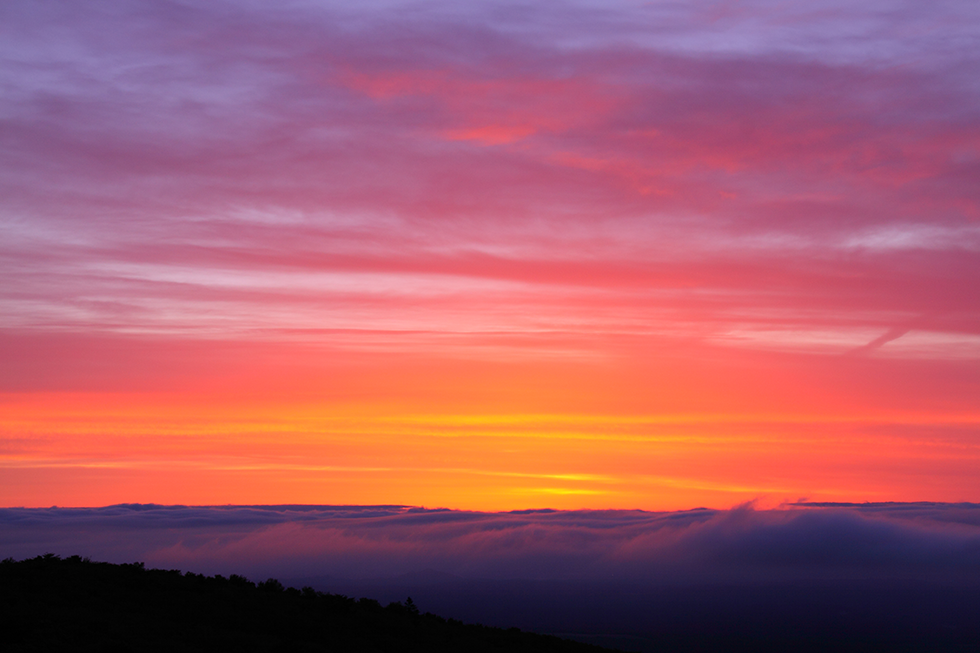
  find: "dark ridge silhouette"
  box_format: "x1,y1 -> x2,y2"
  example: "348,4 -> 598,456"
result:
5,554 -> 980,653
0,554 -> 616,652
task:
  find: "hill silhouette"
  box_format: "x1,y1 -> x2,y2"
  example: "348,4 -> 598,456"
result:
0,554 -> 617,652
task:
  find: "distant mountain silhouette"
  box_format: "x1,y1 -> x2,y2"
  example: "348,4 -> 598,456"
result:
0,554 -> 617,652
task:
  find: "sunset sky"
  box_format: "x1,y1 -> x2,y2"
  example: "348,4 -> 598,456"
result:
2,0 -> 979,510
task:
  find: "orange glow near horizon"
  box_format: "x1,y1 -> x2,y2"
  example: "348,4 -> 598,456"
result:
4,334 -> 979,510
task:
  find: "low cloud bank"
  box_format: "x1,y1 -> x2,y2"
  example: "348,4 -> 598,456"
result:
3,503 -> 979,583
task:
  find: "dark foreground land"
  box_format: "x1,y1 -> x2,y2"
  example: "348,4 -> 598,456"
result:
0,555 -> 614,652
321,573 -> 980,653
4,555 -> 980,653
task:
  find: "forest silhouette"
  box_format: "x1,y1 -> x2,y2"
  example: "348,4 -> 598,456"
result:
5,553 -> 980,652
0,554 -> 614,652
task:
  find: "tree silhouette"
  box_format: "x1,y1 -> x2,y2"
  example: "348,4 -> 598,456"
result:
0,555 -> 615,653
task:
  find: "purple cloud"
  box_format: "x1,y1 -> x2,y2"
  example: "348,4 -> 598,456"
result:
3,503 -> 979,583
2,0 -> 978,357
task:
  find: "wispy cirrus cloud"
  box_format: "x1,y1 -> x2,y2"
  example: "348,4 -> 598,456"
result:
3,0 -> 978,355
3,1 -> 980,511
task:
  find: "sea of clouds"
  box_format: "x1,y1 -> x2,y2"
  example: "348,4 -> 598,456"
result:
3,502 -> 979,582
6,503 -> 980,650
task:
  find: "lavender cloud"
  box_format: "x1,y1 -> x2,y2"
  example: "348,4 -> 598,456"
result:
2,0 -> 979,465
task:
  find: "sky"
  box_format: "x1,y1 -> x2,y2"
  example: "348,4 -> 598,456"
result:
2,0 -> 980,510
